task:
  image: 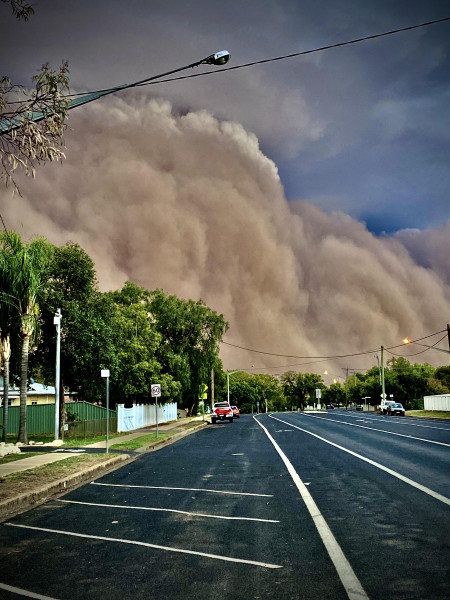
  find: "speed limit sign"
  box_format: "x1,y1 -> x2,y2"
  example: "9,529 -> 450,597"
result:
151,384 -> 161,397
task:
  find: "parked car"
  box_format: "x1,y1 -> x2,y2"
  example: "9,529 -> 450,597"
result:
356,404 -> 364,411
231,405 -> 240,418
326,404 -> 334,410
211,401 -> 234,423
377,400 -> 396,415
387,402 -> 405,416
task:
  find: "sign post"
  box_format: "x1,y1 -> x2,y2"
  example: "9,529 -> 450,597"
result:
101,369 -> 110,452
315,388 -> 322,410
151,384 -> 162,437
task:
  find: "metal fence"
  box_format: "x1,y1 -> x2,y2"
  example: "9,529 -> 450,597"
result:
0,401 -> 117,435
64,417 -> 118,439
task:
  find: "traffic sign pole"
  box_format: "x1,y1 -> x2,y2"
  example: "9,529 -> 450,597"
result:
151,384 -> 162,438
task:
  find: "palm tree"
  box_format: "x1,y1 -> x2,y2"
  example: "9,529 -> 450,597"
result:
0,232 -> 53,443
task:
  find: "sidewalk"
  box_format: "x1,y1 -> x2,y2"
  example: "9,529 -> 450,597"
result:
0,416 -> 207,477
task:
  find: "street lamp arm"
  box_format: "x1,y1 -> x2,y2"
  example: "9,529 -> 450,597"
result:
403,339 -> 450,355
0,50 -> 231,133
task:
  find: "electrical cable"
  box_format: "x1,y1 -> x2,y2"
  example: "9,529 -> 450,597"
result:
221,329 -> 447,360
7,15 -> 447,104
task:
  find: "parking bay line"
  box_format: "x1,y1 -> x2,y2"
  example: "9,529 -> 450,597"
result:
254,416 -> 369,600
0,582 -> 62,600
57,499 -> 279,523
5,523 -> 283,570
90,482 -> 273,497
270,414 -> 450,506
302,413 -> 450,447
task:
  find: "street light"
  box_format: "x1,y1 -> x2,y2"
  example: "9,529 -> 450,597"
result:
403,337 -> 450,357
53,308 -> 62,440
1,51 -> 231,132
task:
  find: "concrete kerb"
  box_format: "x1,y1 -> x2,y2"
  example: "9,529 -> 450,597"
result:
0,418 -> 209,522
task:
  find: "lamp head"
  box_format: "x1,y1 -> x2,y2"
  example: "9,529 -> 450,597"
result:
202,50 -> 231,66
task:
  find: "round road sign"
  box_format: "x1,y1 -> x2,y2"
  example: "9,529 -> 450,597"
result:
151,384 -> 161,397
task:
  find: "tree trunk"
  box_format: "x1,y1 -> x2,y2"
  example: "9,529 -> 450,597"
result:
1,335 -> 11,443
18,334 -> 29,444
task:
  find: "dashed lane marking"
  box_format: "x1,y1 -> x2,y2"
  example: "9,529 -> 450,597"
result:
301,413 -> 450,447
270,414 -> 450,506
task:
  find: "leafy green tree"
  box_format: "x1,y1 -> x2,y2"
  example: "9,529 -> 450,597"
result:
149,289 -> 228,414
434,366 -> 450,392
107,282 -> 180,406
0,232 -> 53,442
32,243 -> 117,414
280,371 -> 325,410
322,383 -> 347,407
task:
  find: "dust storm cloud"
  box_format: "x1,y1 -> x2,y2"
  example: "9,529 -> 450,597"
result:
3,95 -> 449,372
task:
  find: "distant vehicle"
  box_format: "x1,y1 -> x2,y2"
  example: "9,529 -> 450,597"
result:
377,400 -> 396,415
231,406 -> 240,418
387,402 -> 405,416
326,404 -> 334,410
211,401 -> 234,424
356,404 -> 364,411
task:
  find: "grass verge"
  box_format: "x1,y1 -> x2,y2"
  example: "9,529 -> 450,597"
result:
110,432 -> 172,450
0,454 -> 116,504
406,410 -> 450,419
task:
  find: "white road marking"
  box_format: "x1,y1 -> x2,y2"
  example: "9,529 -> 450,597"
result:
333,413 -> 450,431
302,413 -> 450,447
270,414 -> 450,506
90,482 -> 273,497
5,523 -> 282,569
0,582 -> 61,600
254,416 -> 369,600
57,499 -> 279,523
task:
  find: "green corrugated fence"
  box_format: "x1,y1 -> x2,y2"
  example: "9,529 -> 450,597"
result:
0,402 -> 117,436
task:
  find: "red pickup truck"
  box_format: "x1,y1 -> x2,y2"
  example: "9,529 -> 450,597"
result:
211,401 -> 234,424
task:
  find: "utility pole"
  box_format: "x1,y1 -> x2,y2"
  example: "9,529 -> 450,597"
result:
447,324 -> 450,358
211,367 -> 215,409
381,345 -> 386,403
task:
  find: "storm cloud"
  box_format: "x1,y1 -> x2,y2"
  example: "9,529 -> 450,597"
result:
3,96 -> 449,374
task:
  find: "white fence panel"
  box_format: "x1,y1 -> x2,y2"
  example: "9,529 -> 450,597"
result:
423,394 -> 450,411
117,402 -> 178,432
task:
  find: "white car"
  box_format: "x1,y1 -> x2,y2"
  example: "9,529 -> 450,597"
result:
211,402 -> 234,424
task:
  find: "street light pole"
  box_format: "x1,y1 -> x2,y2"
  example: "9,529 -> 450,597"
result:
1,51 -> 231,132
381,345 -> 386,403
101,369 -> 110,453
53,308 -> 62,440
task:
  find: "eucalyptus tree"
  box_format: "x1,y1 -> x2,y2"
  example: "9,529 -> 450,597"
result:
0,232 -> 53,442
149,289 -> 228,414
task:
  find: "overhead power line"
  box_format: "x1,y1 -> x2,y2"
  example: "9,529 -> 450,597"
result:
221,329 -> 448,360
53,16 -> 450,100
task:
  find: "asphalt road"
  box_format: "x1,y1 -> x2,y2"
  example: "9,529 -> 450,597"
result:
0,411 -> 449,600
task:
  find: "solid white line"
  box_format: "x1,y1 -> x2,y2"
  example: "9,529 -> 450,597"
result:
4,523 -> 282,569
57,499 -> 279,523
270,414 -> 450,506
253,416 -> 369,600
90,482 -> 272,497
302,413 -> 450,447
0,582 -> 61,600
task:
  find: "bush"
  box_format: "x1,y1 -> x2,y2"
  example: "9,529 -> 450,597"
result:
407,398 -> 424,410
